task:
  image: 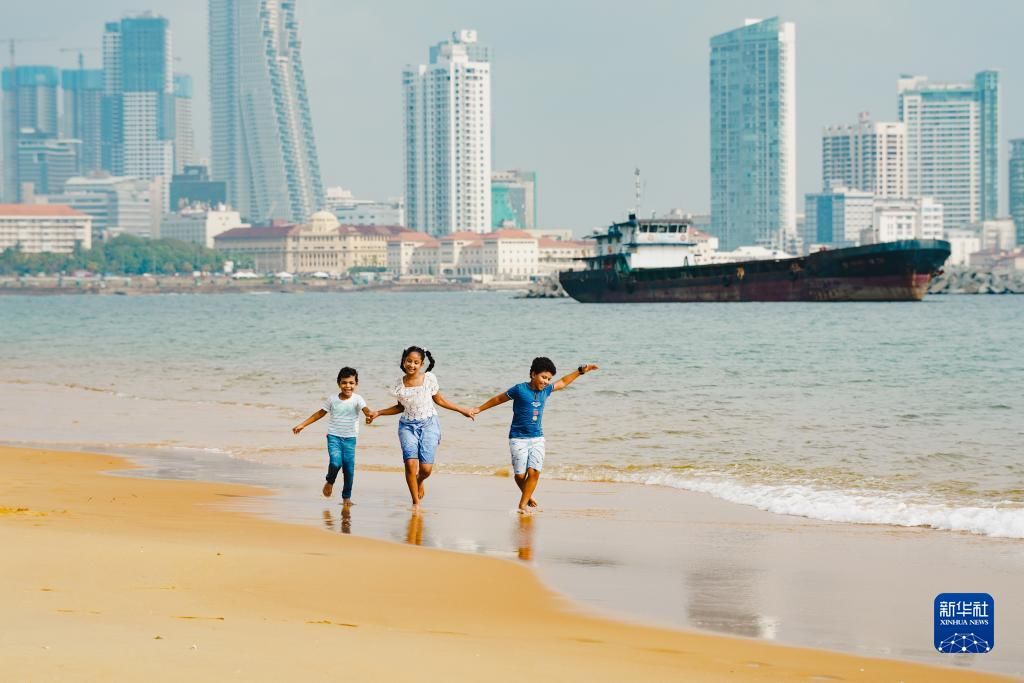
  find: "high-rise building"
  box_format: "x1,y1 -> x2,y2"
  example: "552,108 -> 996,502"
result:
209,0 -> 324,223
61,68 -> 105,175
1010,139 -> 1024,247
101,14 -> 176,211
404,30 -> 492,236
898,71 -> 999,230
2,66 -> 60,201
822,113 -> 905,198
49,174 -> 158,239
170,165 -> 226,210
710,17 -> 796,251
492,170 -> 536,229
173,74 -> 195,174
101,21 -> 123,175
17,134 -> 80,197
803,185 -> 874,249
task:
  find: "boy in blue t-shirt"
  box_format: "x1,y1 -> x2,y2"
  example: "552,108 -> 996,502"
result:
474,357 -> 598,513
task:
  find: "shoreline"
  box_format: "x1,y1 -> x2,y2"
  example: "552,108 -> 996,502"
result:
1,446 -> 1017,681
0,276 -> 530,296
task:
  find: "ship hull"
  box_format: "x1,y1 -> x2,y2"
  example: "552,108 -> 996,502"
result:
559,240 -> 951,303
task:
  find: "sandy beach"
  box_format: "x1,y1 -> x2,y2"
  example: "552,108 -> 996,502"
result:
0,446 -> 1013,682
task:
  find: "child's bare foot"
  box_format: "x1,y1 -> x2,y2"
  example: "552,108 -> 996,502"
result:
418,482 -> 426,500
517,506 -> 532,515
322,482 -> 333,497
527,498 -> 539,508
411,502 -> 421,513
342,499 -> 354,507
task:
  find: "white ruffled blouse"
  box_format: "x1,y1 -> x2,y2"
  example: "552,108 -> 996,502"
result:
390,371 -> 440,421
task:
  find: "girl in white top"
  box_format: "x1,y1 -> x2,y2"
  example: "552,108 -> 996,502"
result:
367,346 -> 476,510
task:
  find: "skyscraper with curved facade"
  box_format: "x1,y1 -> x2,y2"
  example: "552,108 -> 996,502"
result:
209,0 -> 324,223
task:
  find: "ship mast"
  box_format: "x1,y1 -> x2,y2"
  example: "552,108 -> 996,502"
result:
633,167 -> 641,218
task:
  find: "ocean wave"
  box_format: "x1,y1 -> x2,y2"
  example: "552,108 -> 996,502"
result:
546,467 -> 1024,539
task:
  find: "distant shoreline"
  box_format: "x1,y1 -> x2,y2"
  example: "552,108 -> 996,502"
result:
0,277 -> 531,296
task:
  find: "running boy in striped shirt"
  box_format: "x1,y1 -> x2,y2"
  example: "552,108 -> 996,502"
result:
293,367 -> 373,505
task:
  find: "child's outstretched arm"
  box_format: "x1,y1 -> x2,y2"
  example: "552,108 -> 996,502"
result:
293,409 -> 327,434
432,392 -> 477,420
553,363 -> 599,391
476,392 -> 510,413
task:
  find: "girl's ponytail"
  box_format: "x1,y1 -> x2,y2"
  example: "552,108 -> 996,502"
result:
423,349 -> 435,372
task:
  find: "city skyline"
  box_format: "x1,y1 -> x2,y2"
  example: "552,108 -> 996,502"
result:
3,0 -> 1022,232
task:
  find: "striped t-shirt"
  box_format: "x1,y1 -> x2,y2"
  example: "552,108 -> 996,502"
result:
322,393 -> 367,437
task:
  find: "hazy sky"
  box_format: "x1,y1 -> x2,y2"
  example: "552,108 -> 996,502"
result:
7,1 -> 1023,231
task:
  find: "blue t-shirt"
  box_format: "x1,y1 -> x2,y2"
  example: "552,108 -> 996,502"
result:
505,382 -> 554,438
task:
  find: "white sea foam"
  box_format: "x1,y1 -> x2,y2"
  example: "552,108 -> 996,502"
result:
550,468 -> 1024,539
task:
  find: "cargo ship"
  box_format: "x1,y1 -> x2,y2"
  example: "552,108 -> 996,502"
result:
559,215 -> 951,303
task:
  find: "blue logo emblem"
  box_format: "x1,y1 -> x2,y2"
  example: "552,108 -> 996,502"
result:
934,593 -> 994,654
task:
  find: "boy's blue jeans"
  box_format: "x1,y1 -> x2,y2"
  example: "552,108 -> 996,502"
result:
326,435 -> 356,499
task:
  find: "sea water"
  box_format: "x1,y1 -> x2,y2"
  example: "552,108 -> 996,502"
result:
2,291 -> 1022,538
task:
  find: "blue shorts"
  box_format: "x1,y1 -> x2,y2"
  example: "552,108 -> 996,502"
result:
398,416 -> 441,464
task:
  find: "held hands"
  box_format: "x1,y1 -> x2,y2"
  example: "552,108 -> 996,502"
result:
461,406 -> 479,420
365,410 -> 380,425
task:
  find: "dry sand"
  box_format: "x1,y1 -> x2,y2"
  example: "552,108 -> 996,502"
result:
0,446 -> 1010,682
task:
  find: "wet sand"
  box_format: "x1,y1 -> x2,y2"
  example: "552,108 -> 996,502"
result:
0,446 -> 1015,681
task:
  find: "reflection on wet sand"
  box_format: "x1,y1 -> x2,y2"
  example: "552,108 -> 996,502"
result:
686,566 -> 775,640
341,505 -> 352,534
406,511 -> 424,546
516,514 -> 535,561
321,506 -> 353,534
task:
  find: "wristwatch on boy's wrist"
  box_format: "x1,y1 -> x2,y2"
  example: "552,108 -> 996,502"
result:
578,364 -> 586,375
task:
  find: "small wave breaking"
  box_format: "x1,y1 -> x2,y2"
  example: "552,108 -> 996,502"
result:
547,467 -> 1024,539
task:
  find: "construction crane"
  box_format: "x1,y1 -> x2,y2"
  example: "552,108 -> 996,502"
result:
60,46 -> 98,72
0,37 -> 50,69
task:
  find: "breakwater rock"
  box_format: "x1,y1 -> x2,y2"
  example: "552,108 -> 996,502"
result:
929,269 -> 1024,295
517,275 -> 568,298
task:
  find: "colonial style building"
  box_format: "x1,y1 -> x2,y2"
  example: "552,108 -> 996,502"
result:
387,228 -> 586,281
214,211 -> 401,274
536,238 -> 593,277
0,204 -> 92,253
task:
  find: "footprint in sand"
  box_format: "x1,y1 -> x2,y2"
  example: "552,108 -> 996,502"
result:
306,620 -> 358,628
642,647 -> 687,656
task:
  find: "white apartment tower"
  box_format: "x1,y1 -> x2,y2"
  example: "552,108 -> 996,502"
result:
897,71 -> 999,230
102,15 -> 176,210
822,113 -> 906,197
710,17 -> 797,251
404,30 -> 492,236
209,0 -> 325,223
